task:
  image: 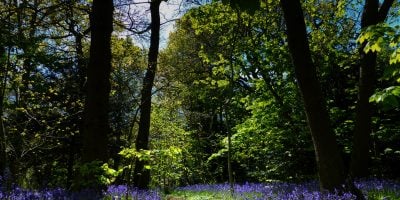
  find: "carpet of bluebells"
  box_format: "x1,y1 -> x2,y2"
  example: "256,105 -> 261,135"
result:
1,176 -> 399,199
175,179 -> 400,199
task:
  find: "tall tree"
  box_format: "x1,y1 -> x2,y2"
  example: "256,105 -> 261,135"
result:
61,0 -> 90,186
279,0 -> 346,191
0,45 -> 7,183
0,7 -> 6,179
350,0 -> 395,178
133,0 -> 162,189
82,0 -> 114,164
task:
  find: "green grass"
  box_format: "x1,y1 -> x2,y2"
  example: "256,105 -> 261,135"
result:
165,190 -> 262,200
368,190 -> 400,200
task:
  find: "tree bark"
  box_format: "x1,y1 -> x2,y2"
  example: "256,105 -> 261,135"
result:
0,46 -> 6,180
82,0 -> 113,163
280,0 -> 346,191
350,0 -> 394,178
133,0 -> 162,189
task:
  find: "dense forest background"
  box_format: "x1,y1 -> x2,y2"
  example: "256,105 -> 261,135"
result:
1,0 -> 400,194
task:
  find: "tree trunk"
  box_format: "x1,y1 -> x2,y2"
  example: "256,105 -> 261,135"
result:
0,46 -> 6,180
133,0 -> 161,189
280,0 -> 346,191
350,0 -> 394,178
75,34 -> 87,91
82,0 -> 113,163
1,45 -> 13,191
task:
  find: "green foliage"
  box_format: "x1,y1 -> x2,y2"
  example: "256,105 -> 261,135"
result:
71,161 -> 123,189
226,97 -> 313,181
370,86 -> 400,110
163,1 -> 316,183
118,99 -> 189,190
361,24 -> 400,110
357,23 -> 400,64
221,0 -> 261,14
120,149 -> 153,164
101,163 -> 124,185
72,161 -> 111,189
368,189 -> 400,200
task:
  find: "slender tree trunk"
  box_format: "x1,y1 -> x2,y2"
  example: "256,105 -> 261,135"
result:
1,45 -> 12,191
66,34 -> 86,189
0,117 -> 6,179
82,0 -> 113,163
133,0 -> 162,190
222,110 -> 234,195
0,46 -> 6,180
75,35 -> 87,91
280,0 -> 346,191
350,0 -> 394,178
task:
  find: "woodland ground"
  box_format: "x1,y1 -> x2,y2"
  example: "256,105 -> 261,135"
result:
1,179 -> 400,199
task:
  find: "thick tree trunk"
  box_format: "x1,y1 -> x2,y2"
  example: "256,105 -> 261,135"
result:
82,0 -> 113,163
133,0 -> 161,189
280,0 -> 346,191
350,0 -> 394,178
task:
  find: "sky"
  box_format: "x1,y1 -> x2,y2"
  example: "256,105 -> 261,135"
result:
115,0 -> 188,48
159,0 -> 185,47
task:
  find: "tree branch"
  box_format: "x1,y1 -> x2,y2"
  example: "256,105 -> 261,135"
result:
377,0 -> 395,22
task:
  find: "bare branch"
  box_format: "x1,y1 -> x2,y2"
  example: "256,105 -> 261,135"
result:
115,1 -> 150,7
115,20 -> 152,34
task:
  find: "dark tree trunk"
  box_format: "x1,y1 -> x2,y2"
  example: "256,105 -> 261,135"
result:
0,46 -> 6,180
280,0 -> 346,191
133,0 -> 161,190
1,45 -> 12,191
75,35 -> 87,91
0,117 -> 5,178
350,0 -> 394,178
82,0 -> 113,163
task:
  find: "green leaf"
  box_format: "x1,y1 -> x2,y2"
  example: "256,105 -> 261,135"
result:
357,31 -> 372,44
390,50 -> 400,65
370,42 -> 382,52
357,35 -> 365,44
217,79 -> 230,87
391,86 -> 400,96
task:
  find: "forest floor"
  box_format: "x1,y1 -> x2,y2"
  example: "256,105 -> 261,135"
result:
164,180 -> 400,200
1,179 -> 400,199
166,189 -> 400,200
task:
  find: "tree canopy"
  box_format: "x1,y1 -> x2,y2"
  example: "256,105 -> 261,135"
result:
0,0 -> 400,197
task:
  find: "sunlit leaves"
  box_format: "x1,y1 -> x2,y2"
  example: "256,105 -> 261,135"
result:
336,0 -> 346,18
111,36 -> 145,71
101,163 -> 123,185
390,48 -> 400,64
360,24 -> 400,109
370,86 -> 400,110
358,23 -> 400,57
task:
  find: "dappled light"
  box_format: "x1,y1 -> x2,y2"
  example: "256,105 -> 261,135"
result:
0,0 -> 399,199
